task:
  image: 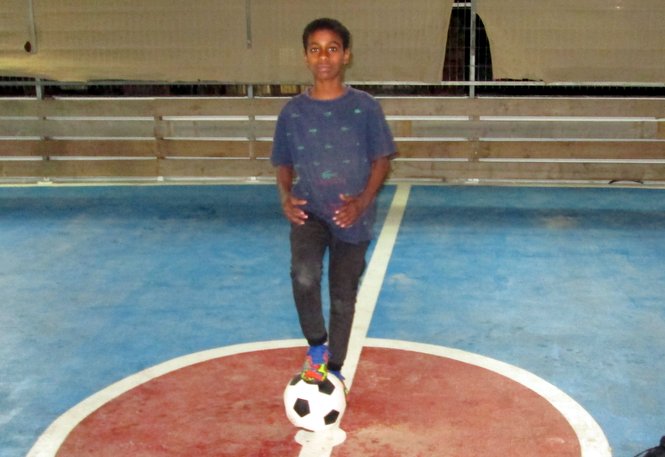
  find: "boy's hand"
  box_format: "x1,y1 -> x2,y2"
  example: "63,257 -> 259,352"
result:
332,156 -> 391,229
333,193 -> 370,228
282,193 -> 308,225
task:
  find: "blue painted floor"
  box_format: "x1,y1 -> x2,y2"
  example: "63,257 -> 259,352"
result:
1,184 -> 663,457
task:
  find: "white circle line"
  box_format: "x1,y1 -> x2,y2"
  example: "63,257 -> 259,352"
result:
26,338 -> 610,457
26,339 -> 305,457
367,338 -> 612,457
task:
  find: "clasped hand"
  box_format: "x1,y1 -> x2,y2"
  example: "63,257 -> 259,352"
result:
282,193 -> 368,228
333,193 -> 369,228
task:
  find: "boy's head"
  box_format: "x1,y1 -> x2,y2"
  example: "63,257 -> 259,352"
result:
302,18 -> 351,51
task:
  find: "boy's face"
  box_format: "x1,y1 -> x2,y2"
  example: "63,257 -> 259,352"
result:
304,29 -> 351,83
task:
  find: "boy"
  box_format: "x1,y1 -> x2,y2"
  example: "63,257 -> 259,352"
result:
271,18 -> 395,384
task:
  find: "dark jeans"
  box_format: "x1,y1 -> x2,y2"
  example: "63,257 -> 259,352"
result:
290,214 -> 369,371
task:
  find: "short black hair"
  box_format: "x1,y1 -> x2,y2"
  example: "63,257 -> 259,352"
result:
302,18 -> 351,50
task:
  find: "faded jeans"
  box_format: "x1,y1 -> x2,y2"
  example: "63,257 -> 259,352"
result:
290,213 -> 369,372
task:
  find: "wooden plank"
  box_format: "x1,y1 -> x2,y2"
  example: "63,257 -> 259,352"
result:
158,119 -> 275,140
467,162 -> 665,182
0,160 -> 46,178
0,98 -> 158,117
158,158 -> 274,178
395,140 -> 473,159
253,120 -> 277,139
0,159 -> 159,178
156,119 -> 252,139
0,139 -> 156,157
476,141 -> 665,160
394,140 -> 665,160
391,160 -> 665,182
477,120 -> 659,140
379,97 -> 665,118
0,97 -> 288,118
157,140 -> 250,158
0,119 -> 154,138
378,98 -> 472,117
151,97 -> 287,117
0,139 -> 254,158
254,141 -> 273,158
388,119 -> 660,140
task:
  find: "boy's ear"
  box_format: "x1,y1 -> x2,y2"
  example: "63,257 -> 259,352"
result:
343,48 -> 351,65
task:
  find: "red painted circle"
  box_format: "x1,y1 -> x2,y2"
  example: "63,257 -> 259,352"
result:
56,347 -> 579,457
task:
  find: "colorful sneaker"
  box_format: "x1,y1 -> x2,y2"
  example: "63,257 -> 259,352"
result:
301,344 -> 329,383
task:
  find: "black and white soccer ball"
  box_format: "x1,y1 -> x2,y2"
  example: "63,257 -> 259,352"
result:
283,374 -> 347,431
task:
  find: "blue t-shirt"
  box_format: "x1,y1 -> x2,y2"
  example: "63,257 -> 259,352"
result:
271,87 -> 395,243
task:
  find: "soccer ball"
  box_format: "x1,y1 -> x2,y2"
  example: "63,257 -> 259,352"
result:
283,374 -> 347,431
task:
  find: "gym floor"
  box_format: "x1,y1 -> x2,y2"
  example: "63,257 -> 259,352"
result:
1,183 -> 663,457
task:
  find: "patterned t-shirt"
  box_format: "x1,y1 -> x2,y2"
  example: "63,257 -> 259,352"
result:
271,87 -> 395,243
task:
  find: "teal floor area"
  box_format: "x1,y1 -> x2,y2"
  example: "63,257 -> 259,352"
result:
1,183 -> 664,457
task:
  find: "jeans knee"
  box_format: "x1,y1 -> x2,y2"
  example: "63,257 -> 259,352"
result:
330,297 -> 355,317
291,265 -> 320,290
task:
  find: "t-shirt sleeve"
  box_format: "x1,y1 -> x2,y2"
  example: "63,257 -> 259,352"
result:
366,100 -> 396,161
271,110 -> 292,167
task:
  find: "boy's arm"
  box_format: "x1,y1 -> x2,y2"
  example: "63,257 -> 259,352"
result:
333,155 -> 392,228
276,165 -> 308,225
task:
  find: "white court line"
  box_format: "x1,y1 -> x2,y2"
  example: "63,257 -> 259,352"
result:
344,183 -> 411,390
